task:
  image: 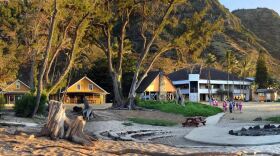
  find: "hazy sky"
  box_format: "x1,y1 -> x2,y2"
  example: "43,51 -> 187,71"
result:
219,0 -> 280,14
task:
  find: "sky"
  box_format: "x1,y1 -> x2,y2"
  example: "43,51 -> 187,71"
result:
219,0 -> 280,14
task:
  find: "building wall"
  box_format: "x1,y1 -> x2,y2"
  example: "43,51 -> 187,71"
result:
66,78 -> 105,94
172,77 -> 252,102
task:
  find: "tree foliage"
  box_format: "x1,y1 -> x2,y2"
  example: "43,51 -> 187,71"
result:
255,52 -> 269,88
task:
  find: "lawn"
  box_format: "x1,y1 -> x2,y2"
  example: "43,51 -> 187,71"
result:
137,100 -> 223,117
266,116 -> 280,123
128,117 -> 177,126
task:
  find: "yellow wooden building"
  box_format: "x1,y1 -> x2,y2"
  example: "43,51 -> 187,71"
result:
137,71 -> 177,100
1,80 -> 31,104
51,76 -> 109,104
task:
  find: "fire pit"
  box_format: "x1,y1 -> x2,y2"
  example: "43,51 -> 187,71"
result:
229,124 -> 280,136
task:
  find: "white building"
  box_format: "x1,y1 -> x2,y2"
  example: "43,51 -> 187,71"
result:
168,67 -> 253,102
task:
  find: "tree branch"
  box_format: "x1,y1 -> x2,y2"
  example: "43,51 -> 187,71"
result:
48,13 -> 89,94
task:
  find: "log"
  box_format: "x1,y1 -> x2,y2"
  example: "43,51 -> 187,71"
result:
41,100 -> 93,145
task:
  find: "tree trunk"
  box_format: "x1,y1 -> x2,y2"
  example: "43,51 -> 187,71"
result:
111,72 -> 125,108
208,69 -> 211,103
29,52 -> 36,90
32,0 -> 57,117
41,100 -> 93,145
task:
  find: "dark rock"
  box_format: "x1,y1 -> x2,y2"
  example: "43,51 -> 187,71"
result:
253,125 -> 261,130
253,117 -> 262,121
240,127 -> 247,131
278,125 -> 280,128
229,130 -> 235,135
73,106 -> 83,113
264,124 -> 271,129
248,127 -> 253,130
270,125 -> 276,129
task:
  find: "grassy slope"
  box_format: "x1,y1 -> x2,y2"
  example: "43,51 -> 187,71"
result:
137,100 -> 223,117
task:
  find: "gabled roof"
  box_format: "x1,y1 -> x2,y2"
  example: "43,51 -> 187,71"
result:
3,79 -> 30,91
64,76 -> 109,94
169,66 -> 247,82
136,71 -> 160,93
136,71 -> 176,93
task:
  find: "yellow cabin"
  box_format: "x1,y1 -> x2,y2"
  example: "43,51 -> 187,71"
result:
1,80 -> 31,104
137,71 -> 177,100
51,76 -> 109,104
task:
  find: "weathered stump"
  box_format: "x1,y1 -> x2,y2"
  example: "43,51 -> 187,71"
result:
41,100 -> 93,145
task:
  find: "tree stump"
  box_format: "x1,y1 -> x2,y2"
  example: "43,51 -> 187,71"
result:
176,88 -> 185,106
41,100 -> 93,145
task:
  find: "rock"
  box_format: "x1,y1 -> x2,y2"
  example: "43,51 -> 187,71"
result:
253,117 -> 262,121
253,125 -> 261,130
248,127 -> 253,130
73,106 -> 83,113
229,130 -> 234,135
240,127 -> 247,131
264,124 -> 271,129
278,125 -> 280,128
270,125 -> 276,129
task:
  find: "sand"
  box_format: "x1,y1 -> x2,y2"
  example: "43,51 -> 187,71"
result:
0,128 -> 238,156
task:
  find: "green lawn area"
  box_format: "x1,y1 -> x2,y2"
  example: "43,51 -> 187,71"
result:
266,116 -> 280,123
128,117 -> 177,126
137,100 -> 223,117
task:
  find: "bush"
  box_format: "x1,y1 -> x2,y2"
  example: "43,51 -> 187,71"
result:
0,94 -> 5,111
128,117 -> 177,126
137,100 -> 223,117
14,93 -> 47,117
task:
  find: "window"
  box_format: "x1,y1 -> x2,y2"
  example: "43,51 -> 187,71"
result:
16,82 -> 20,89
89,84 -> 93,90
77,84 -> 81,90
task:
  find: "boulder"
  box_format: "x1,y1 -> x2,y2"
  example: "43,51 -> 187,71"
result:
240,127 -> 247,131
73,106 -> 83,113
264,124 -> 271,129
253,125 -> 261,130
253,117 -> 262,121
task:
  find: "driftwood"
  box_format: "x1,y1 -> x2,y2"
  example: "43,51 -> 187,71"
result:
82,98 -> 95,120
41,100 -> 94,145
182,116 -> 206,127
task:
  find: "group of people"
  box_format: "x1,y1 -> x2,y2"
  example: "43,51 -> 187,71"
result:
222,100 -> 243,113
210,98 -> 243,113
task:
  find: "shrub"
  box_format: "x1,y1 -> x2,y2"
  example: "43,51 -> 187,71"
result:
0,94 -> 5,111
14,93 -> 47,117
137,100 -> 223,117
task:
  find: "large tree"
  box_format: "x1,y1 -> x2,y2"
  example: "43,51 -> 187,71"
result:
223,50 -> 238,99
255,51 -> 269,89
87,0 -> 223,108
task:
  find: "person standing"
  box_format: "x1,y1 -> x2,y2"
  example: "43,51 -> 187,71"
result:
223,100 -> 227,112
239,101 -> 243,113
229,101 -> 233,113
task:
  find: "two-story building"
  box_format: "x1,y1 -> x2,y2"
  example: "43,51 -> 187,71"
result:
168,67 -> 252,102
